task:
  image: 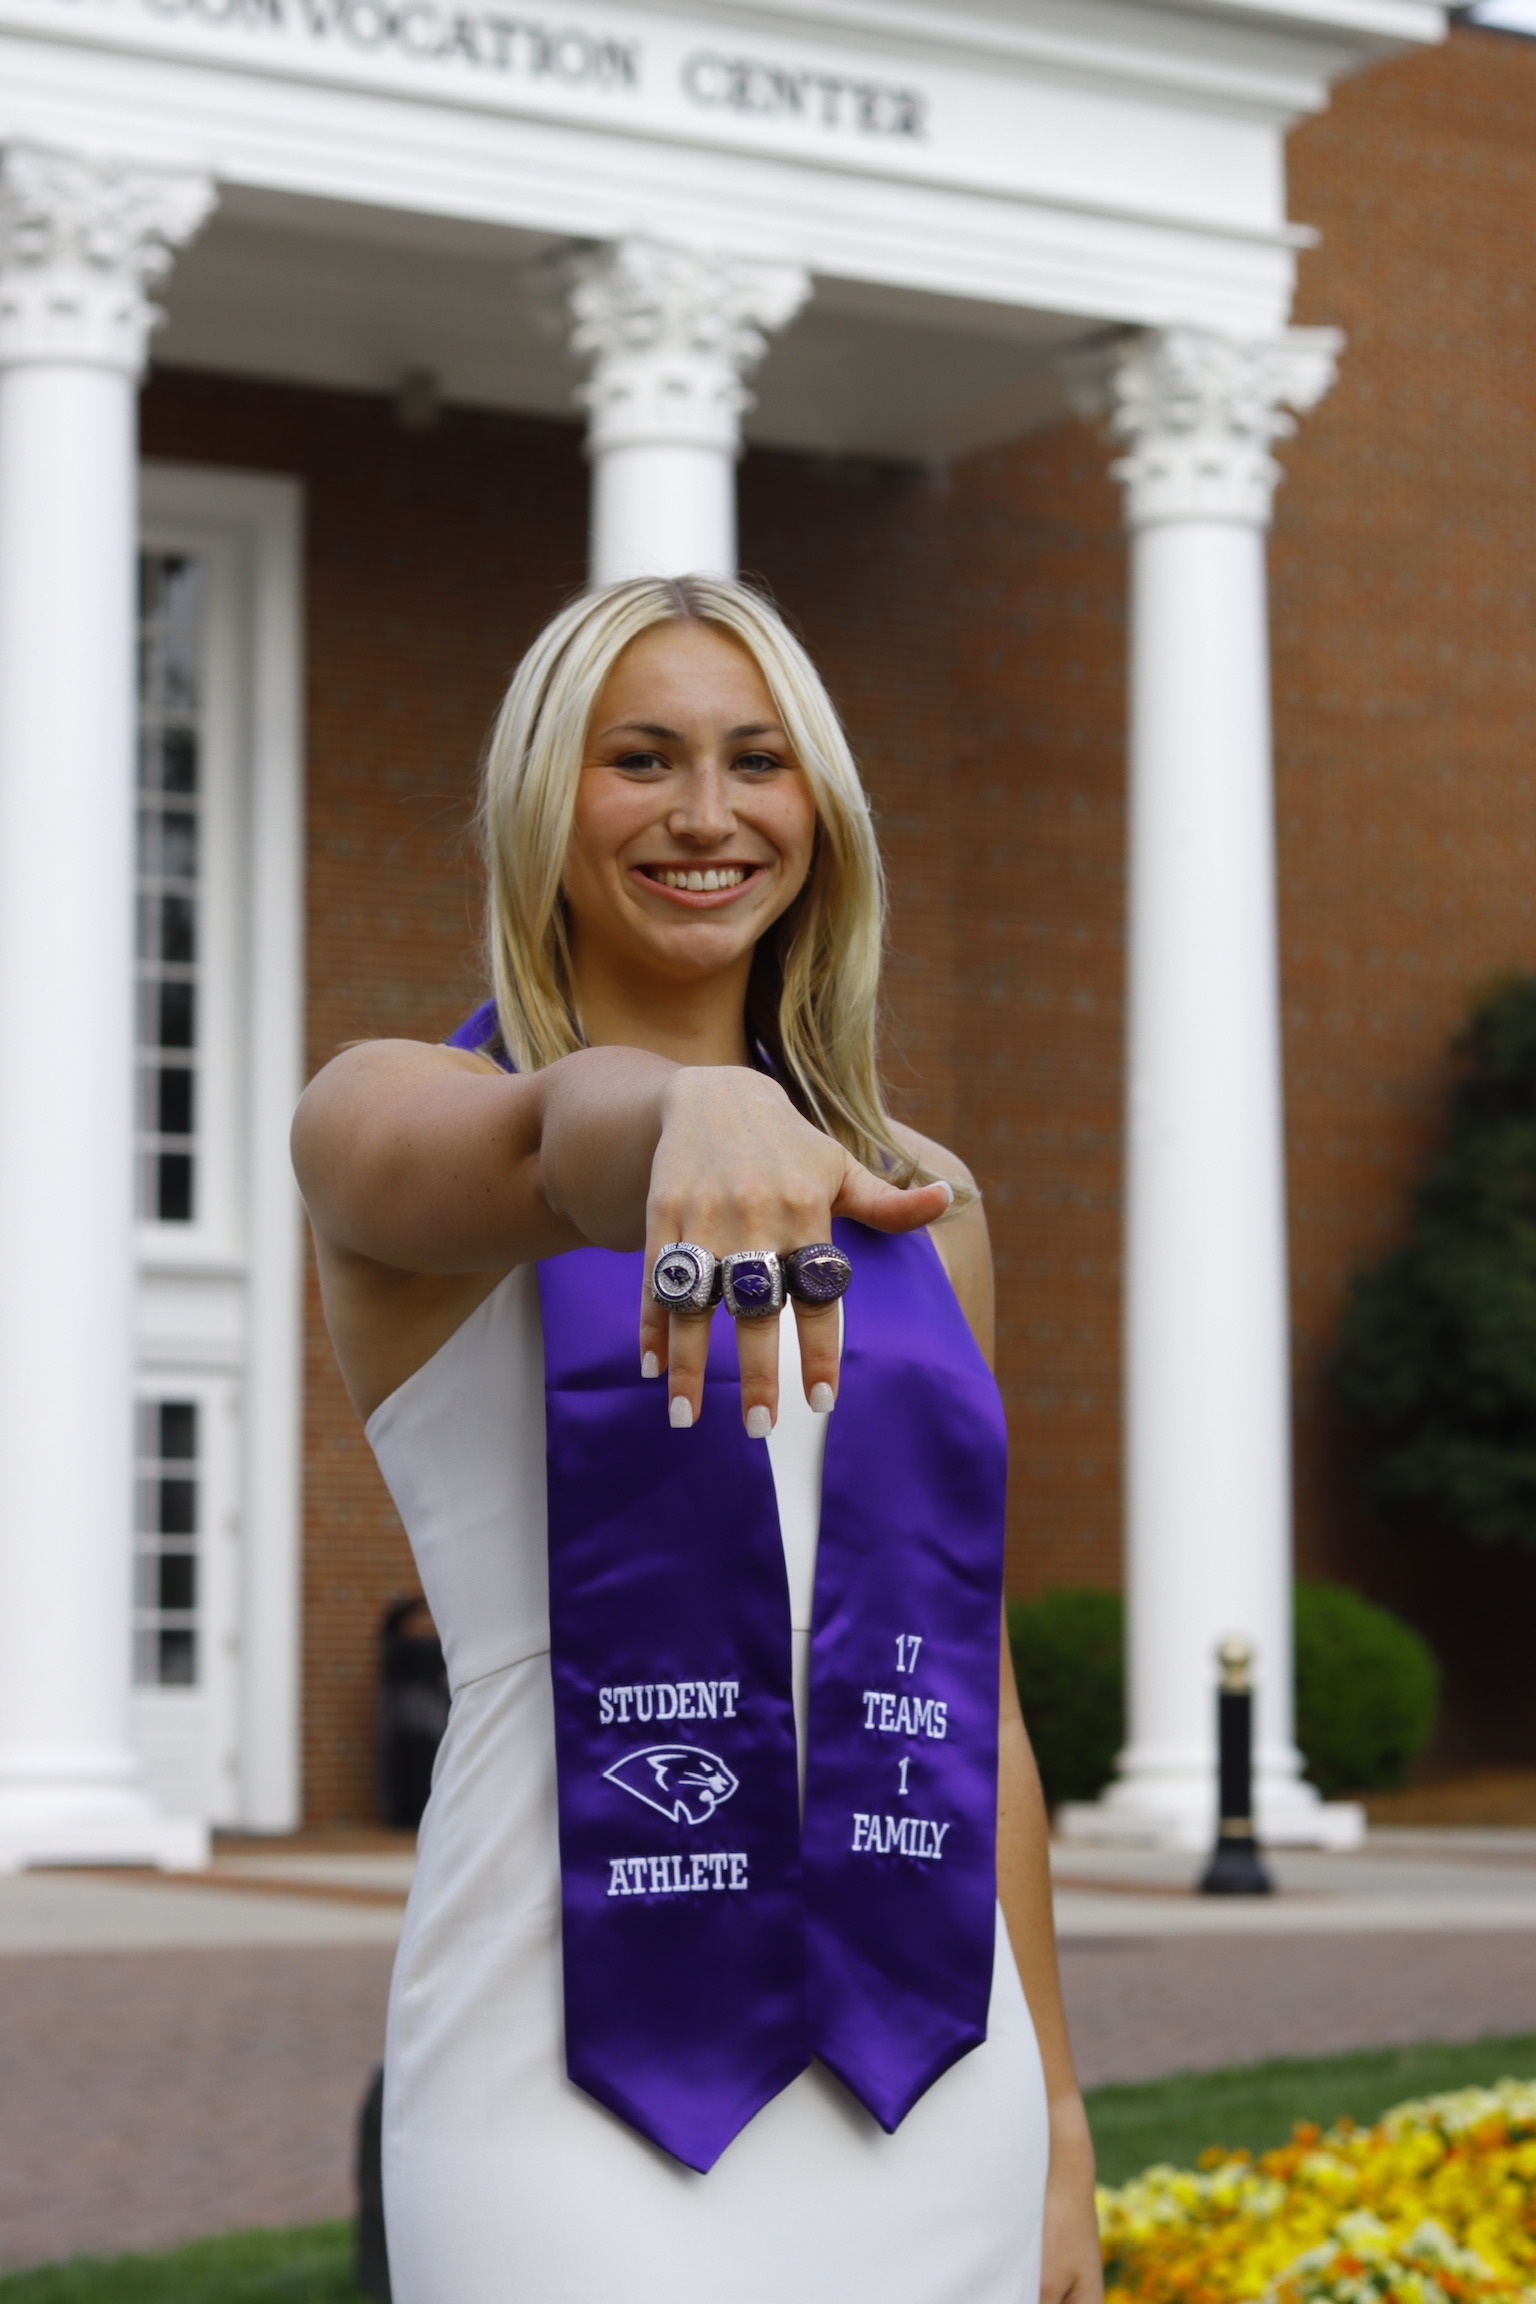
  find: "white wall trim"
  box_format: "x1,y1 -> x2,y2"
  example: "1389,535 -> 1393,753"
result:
141,459 -> 305,1832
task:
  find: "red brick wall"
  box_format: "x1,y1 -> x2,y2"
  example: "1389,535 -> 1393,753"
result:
139,23 -> 1536,1817
1275,23 -> 1536,1762
947,427 -> 1127,1599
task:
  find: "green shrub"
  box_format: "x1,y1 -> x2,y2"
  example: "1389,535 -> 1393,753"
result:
1008,1581 -> 1440,1807
1293,1579 -> 1439,1797
1007,1587 -> 1125,1806
1332,976 -> 1536,1551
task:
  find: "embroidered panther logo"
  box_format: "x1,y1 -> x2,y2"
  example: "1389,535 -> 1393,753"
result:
603,1745 -> 740,1827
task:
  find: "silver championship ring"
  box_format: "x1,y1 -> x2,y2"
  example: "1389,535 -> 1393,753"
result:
783,1242 -> 853,1307
720,1249 -> 786,1319
650,1242 -> 719,1314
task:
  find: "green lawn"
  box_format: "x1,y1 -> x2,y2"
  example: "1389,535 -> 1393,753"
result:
5,2034 -> 1536,2296
1085,2031 -> 1536,2187
0,2225 -> 361,2303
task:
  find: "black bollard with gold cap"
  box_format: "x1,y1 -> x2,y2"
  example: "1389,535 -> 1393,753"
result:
1198,1637 -> 1274,1896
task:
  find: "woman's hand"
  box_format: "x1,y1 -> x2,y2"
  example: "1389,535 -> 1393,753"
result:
1039,2097 -> 1104,2304
293,1039 -> 948,1429
635,1067 -> 951,1433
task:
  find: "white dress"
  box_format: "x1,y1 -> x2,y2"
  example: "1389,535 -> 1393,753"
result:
368,1266 -> 1049,2304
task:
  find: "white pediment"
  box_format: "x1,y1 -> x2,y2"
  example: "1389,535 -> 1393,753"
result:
0,0 -> 1446,451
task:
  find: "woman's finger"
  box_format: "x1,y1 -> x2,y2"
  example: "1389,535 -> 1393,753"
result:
789,1296 -> 841,1412
665,1306 -> 714,1429
732,1310 -> 781,1437
638,1290 -> 668,1383
834,1163 -> 953,1234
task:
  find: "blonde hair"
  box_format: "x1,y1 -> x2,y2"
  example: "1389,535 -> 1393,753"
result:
480,574 -> 933,1184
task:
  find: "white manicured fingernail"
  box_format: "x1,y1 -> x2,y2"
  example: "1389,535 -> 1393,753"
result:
641,1352 -> 660,1380
936,1179 -> 955,1208
746,1405 -> 773,1440
669,1396 -> 694,1429
810,1383 -> 835,1416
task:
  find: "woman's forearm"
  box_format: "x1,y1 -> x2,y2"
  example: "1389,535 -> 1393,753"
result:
293,1038 -> 679,1273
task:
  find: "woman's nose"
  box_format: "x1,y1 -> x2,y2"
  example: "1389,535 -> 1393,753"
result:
668,764 -> 733,844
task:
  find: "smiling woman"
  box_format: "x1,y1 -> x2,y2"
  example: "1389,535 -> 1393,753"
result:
290,576 -> 1100,2304
478,577 -> 916,1194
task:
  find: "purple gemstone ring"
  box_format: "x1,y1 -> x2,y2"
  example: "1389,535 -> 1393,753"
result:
783,1242 -> 853,1307
720,1249 -> 786,1319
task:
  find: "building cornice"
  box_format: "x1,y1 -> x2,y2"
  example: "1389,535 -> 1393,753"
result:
0,0 -> 1442,442
617,1 -> 1446,116
1168,0 -> 1443,41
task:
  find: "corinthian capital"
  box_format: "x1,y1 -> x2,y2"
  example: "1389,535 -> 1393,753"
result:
0,145 -> 216,374
1068,325 -> 1343,529
568,237 -> 810,457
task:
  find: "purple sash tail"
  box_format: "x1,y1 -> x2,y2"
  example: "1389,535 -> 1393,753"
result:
447,1002 -> 1007,2166
803,1221 -> 1007,2128
538,1251 -> 811,2173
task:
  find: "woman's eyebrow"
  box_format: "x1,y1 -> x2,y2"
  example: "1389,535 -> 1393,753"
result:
598,719 -> 682,742
596,719 -> 787,743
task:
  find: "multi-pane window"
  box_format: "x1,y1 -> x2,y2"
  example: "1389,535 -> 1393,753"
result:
133,1400 -> 200,1689
136,553 -> 205,1224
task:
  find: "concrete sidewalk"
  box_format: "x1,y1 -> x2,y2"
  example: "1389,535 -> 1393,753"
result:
1,1830 -> 1534,2274
0,1868 -> 406,1956
6,1826 -> 1535,1956
1059,1932 -> 1536,2088
1049,1830 -> 1536,2086
0,1945 -> 394,2274
1051,1831 -> 1536,1936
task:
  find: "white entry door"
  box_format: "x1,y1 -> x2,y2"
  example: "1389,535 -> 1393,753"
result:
132,466 -> 305,1833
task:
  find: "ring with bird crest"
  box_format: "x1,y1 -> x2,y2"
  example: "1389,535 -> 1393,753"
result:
720,1250 -> 786,1319
783,1242 -> 853,1307
650,1243 -> 719,1315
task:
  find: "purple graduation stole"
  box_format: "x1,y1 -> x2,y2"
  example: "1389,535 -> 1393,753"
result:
448,1003 -> 1007,2172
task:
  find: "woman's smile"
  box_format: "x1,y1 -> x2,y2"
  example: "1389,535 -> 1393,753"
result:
632,860 -> 763,904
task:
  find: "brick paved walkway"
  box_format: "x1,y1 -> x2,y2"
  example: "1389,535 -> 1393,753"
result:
1061,1930 -> 1536,2089
0,1946 -> 393,2274
2,1925 -> 1534,2272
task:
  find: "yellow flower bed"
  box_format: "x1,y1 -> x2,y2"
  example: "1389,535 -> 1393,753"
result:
1098,2081 -> 1536,2304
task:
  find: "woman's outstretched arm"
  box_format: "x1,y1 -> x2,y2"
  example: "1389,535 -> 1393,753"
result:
293,1039 -> 951,1424
293,1039 -> 671,1277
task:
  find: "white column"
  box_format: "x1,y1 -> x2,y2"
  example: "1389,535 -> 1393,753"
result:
1059,326 -> 1363,1853
0,144 -> 214,1871
567,237 -> 809,586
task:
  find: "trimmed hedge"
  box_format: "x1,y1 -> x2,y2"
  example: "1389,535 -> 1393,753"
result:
1006,1587 -> 1125,1805
1293,1579 -> 1440,1798
1007,1580 -> 1439,1807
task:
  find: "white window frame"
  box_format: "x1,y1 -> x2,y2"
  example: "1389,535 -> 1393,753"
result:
137,463 -> 306,1832
131,1373 -> 244,1822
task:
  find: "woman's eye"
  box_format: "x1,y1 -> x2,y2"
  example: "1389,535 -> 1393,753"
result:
614,751 -> 668,774
733,752 -> 782,775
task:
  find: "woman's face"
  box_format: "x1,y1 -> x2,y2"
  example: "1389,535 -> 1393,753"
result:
564,619 -> 818,994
